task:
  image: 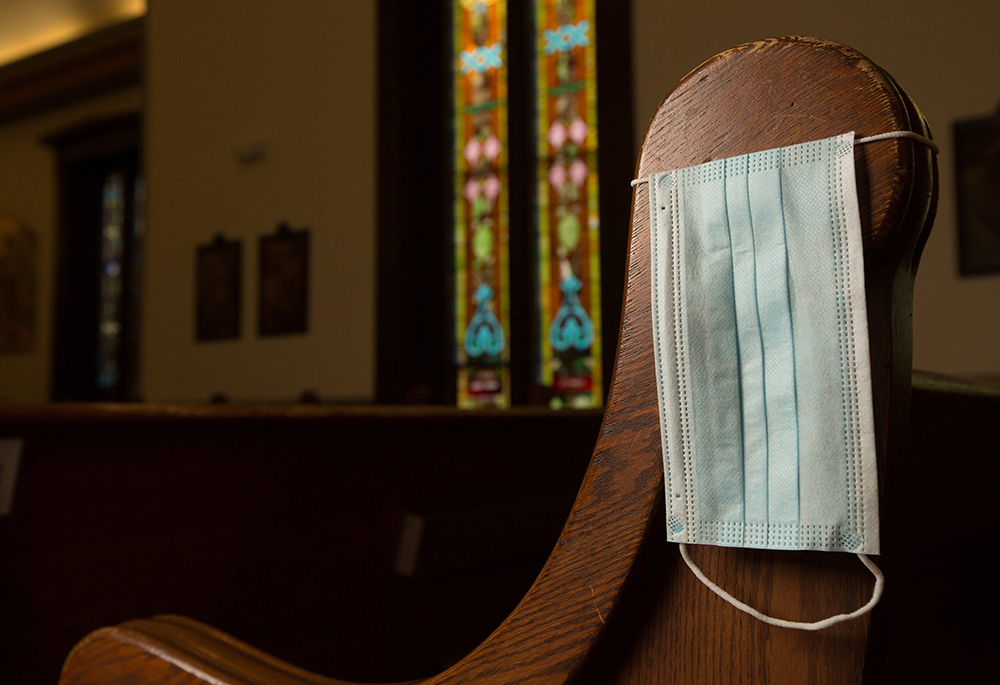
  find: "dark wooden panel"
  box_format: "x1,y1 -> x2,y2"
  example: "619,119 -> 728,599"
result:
0,406 -> 600,684
0,18 -> 143,125
876,373 -> 1000,683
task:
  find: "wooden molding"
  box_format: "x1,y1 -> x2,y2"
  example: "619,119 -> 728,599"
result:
0,17 -> 143,125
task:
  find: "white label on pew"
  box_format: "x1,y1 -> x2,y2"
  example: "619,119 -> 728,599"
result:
0,439 -> 23,516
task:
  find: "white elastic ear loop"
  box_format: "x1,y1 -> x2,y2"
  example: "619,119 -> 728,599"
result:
678,543 -> 884,631
856,130 -> 939,154
630,129 -> 939,186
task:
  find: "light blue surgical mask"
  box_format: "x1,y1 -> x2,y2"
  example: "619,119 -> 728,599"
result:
635,130 -> 938,630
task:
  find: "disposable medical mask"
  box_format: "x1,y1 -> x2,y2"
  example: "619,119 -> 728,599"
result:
633,130 -> 937,630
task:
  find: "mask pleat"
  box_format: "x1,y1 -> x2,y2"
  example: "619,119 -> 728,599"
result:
747,147 -> 800,548
681,161 -> 744,545
724,156 -> 764,547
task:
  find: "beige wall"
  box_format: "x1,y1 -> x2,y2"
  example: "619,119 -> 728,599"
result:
0,88 -> 143,403
3,0 -> 995,404
142,0 -> 376,402
632,0 -> 1000,376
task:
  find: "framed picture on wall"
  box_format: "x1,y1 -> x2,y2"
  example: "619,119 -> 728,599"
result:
954,112 -> 1000,275
196,234 -> 241,340
259,223 -> 309,336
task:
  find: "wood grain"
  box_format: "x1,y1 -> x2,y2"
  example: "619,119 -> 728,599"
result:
1,407 -> 598,684
56,37 -> 941,685
585,36 -> 938,685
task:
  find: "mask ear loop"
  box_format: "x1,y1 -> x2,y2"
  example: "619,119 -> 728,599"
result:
630,129 -> 940,186
679,543 -> 885,631
855,130 -> 939,154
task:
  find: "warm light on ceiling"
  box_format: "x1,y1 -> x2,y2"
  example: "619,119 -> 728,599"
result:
0,0 -> 146,67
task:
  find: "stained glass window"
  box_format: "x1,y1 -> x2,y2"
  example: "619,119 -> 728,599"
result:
127,176 -> 145,396
96,172 -> 125,390
453,0 -> 511,409
534,0 -> 601,408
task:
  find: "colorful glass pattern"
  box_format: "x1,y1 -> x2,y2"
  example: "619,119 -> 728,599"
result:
97,172 -> 126,389
534,0 -> 601,408
454,0 -> 511,408
127,176 -> 145,396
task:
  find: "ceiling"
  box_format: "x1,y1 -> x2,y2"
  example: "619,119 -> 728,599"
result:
0,0 -> 145,66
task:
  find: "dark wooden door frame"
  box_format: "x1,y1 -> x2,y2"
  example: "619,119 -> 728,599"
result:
44,113 -> 142,401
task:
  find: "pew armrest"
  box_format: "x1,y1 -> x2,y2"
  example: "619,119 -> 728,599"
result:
61,615 -> 409,685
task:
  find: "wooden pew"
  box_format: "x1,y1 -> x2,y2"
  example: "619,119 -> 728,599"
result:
10,376 -> 991,685
31,36 -> 1000,683
0,406 -> 600,684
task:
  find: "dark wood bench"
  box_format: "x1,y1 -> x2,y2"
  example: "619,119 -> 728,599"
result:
0,405 -> 600,684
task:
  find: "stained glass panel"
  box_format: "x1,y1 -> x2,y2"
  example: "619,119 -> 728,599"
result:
127,176 -> 145,396
453,0 -> 511,408
97,172 -> 125,390
534,0 -> 601,408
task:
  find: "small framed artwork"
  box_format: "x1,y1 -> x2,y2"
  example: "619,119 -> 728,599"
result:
259,223 -> 309,336
196,234 -> 241,340
954,112 -> 1000,275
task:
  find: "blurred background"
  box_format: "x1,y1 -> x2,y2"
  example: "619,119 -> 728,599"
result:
0,0 -> 997,406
